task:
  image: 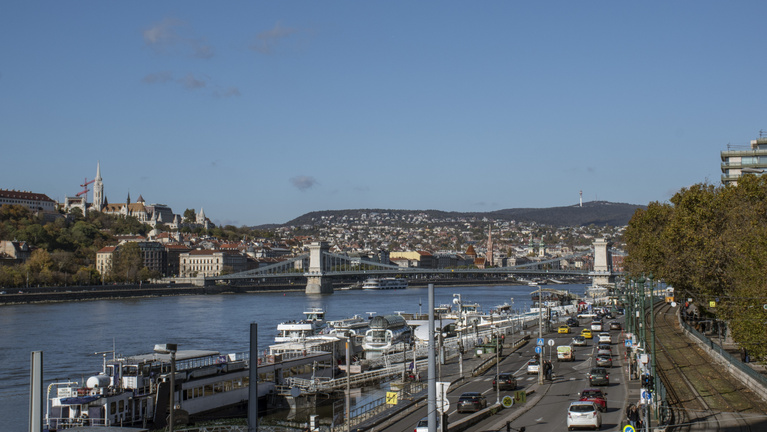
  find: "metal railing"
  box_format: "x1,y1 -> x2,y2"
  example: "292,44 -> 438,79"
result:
680,318 -> 767,388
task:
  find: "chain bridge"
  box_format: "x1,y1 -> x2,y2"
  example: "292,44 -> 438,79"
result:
209,238 -> 617,294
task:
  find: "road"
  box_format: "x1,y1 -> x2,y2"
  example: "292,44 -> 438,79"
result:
379,315 -> 629,431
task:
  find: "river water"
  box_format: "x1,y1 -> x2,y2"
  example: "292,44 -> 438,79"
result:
0,283 -> 588,431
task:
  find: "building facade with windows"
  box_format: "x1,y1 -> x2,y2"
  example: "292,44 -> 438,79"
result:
0,189 -> 57,213
721,136 -> 767,185
179,250 -> 247,277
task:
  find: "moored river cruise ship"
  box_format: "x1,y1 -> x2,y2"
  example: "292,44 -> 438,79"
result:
361,277 -> 408,290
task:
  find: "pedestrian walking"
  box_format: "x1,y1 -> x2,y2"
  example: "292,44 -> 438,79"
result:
626,403 -> 639,428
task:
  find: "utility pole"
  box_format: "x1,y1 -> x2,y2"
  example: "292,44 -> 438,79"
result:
538,284 -> 544,385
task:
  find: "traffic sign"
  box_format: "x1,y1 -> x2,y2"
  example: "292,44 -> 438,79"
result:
537,338 -> 544,346
548,339 -> 555,347
642,390 -> 652,401
623,426 -> 636,432
502,395 -> 514,408
535,346 -> 542,354
625,340 -> 632,347
386,391 -> 398,405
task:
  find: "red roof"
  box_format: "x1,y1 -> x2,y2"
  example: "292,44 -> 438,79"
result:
0,189 -> 55,202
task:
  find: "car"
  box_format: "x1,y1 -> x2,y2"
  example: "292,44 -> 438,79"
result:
587,367 -> 610,386
527,359 -> 540,374
415,416 -> 440,432
609,321 -> 622,331
597,344 -> 612,357
595,355 -> 613,368
558,325 -> 571,334
457,392 -> 487,413
567,401 -> 602,430
597,333 -> 612,344
573,335 -> 587,346
581,329 -> 593,339
566,317 -> 579,327
579,388 -> 608,412
590,321 -> 603,331
493,373 -> 517,390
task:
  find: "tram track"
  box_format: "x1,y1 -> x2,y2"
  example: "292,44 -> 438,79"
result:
651,301 -> 767,431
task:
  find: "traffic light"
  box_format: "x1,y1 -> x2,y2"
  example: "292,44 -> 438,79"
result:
641,374 -> 654,391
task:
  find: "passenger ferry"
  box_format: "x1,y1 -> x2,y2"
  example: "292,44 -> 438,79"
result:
361,277 -> 408,290
363,314 -> 411,353
275,307 -> 327,343
45,347 -> 332,431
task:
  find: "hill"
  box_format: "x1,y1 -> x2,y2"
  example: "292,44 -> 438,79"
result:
281,201 -> 644,228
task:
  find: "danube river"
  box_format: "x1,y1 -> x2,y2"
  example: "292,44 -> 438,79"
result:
0,283 -> 588,431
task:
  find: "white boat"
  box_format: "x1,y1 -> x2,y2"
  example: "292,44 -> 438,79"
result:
328,314 -> 369,336
46,349 -> 253,430
361,277 -> 408,290
363,314 -> 411,353
45,347 -> 332,431
275,307 -> 327,343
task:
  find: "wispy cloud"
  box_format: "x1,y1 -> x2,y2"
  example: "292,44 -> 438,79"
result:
179,73 -> 206,89
250,21 -> 298,54
290,176 -> 318,191
143,18 -> 215,59
142,71 -> 173,84
141,72 -> 209,91
213,87 -> 241,98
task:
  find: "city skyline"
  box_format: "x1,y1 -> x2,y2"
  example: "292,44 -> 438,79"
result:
2,2 -> 766,226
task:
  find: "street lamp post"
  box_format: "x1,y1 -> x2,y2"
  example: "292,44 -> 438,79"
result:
154,343 -> 178,432
649,274 -> 658,420
538,284 -> 544,385
495,326 -> 500,405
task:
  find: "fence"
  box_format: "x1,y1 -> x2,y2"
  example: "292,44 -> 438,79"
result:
680,317 -> 767,390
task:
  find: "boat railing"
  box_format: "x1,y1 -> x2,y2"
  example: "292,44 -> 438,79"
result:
175,353 -> 249,372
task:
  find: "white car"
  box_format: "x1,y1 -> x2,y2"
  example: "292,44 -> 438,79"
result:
567,401 -> 602,430
590,321 -> 603,331
597,333 -> 612,344
414,416 -> 440,432
527,359 -> 540,374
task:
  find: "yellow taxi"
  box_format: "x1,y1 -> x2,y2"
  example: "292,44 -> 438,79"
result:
581,329 -> 593,339
558,325 -> 570,334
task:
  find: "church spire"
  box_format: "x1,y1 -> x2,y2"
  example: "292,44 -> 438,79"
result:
93,161 -> 104,212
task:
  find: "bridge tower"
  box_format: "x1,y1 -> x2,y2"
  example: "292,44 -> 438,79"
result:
591,237 -> 615,287
305,241 -> 333,294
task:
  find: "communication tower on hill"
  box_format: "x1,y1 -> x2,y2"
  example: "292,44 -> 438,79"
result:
579,190 -> 583,207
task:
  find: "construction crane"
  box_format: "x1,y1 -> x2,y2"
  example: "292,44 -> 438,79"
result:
77,177 -> 95,197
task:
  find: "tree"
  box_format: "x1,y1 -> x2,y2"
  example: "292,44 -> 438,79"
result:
183,209 -> 196,224
111,242 -> 143,283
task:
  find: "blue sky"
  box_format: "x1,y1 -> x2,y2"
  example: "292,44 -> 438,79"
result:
2,2 -> 767,227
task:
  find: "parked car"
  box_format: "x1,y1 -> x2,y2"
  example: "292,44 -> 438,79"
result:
457,392 -> 487,413
573,335 -> 587,346
587,367 -> 610,386
492,373 -> 518,390
415,416 -> 440,432
590,321 -> 603,331
527,359 -> 540,374
609,321 -> 622,331
558,325 -> 571,334
595,355 -> 613,368
567,317 -> 579,327
597,332 -> 612,344
579,388 -> 608,412
567,401 -> 602,430
581,329 -> 593,339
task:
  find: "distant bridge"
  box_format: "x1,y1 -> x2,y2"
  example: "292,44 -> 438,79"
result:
209,239 -> 618,294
